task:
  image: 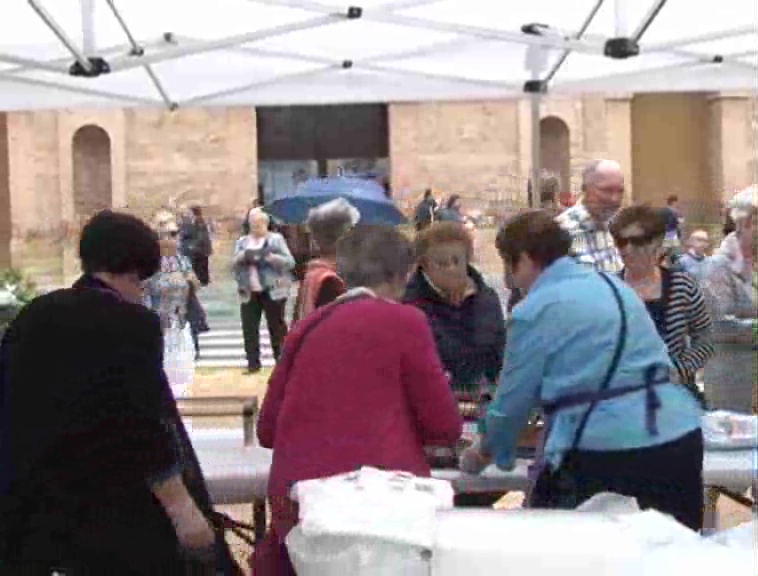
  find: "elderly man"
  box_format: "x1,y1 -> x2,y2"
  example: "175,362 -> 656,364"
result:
678,229 -> 711,280
556,159 -> 625,273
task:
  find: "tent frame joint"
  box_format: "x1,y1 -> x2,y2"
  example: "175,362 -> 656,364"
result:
69,56 -> 111,77
604,37 -> 640,59
523,80 -> 547,94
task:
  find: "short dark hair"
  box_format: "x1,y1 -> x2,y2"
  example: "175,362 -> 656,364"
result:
415,221 -> 473,261
424,189 -> 433,200
336,226 -> 415,289
609,205 -> 666,241
539,172 -> 561,206
79,210 -> 160,280
495,210 -> 571,268
446,194 -> 461,209
666,195 -> 678,205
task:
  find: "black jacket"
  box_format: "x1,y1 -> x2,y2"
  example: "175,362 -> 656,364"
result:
0,275 -> 233,574
403,267 -> 506,394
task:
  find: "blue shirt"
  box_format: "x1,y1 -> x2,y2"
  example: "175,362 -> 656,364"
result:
484,257 -> 702,471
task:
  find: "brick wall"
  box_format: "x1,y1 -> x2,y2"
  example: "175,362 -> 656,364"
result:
124,107 -> 257,222
389,101 -> 522,211
389,96 -> 635,214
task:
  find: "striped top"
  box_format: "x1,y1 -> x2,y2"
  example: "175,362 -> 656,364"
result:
622,267 -> 714,385
556,203 -> 623,273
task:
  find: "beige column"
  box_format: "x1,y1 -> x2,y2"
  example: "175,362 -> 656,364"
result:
604,94 -> 634,203
707,93 -> 757,205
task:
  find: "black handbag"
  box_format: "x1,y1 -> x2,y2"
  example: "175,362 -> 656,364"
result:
529,273 -> 628,510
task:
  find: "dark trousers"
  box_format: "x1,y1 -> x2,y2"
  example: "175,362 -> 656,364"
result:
240,292 -> 287,370
530,430 -> 704,531
191,254 -> 210,286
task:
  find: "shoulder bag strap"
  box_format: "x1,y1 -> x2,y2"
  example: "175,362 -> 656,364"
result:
569,272 -> 628,450
280,293 -> 371,375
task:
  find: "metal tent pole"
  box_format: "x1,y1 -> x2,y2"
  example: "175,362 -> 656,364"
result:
80,0 -> 96,56
28,0 -> 93,74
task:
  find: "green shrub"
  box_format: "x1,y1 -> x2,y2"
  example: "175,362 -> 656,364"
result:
0,269 -> 38,338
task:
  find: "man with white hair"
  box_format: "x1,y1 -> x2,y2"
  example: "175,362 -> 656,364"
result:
556,159 -> 625,273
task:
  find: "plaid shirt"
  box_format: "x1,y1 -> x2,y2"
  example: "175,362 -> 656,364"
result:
556,203 -> 623,273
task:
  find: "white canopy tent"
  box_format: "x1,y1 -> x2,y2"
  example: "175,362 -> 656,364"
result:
1,0 -> 756,200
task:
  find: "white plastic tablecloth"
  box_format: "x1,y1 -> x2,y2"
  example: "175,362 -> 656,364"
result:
190,430 -> 757,506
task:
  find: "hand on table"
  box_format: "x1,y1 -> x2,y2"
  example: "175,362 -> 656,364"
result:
459,438 -> 491,476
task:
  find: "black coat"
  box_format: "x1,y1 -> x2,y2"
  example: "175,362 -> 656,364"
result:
0,275 -> 232,574
403,267 -> 506,394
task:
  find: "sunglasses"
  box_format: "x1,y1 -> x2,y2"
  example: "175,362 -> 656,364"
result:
614,234 -> 655,248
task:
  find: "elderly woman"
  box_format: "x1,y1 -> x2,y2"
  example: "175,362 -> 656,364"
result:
0,211 -> 236,573
293,198 -> 359,322
233,208 -> 296,373
404,222 -> 506,400
461,210 -> 704,531
609,205 -> 714,406
144,211 -> 200,399
253,226 -> 463,575
701,189 -> 756,413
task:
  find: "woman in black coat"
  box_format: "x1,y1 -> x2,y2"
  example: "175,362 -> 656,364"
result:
0,211 -> 237,575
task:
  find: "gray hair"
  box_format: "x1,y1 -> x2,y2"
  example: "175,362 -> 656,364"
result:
336,226 -> 415,289
306,198 -> 360,252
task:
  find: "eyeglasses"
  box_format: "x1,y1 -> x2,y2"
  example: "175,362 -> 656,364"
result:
168,230 -> 179,238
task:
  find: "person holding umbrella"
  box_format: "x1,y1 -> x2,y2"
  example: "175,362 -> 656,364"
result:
233,208 -> 296,373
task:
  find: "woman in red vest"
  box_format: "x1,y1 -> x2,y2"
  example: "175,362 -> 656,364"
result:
293,198 -> 360,323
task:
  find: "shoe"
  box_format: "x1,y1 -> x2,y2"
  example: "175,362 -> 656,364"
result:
245,367 -> 261,375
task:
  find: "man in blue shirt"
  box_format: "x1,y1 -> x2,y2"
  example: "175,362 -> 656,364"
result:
460,210 -> 704,530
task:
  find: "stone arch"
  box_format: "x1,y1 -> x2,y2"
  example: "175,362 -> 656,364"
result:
72,124 -> 112,223
540,116 -> 571,195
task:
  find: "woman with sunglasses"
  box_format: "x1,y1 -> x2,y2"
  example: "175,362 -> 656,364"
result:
143,211 -> 200,400
609,205 -> 714,406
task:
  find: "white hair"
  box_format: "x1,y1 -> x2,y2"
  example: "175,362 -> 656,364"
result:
248,207 -> 270,225
727,185 -> 757,223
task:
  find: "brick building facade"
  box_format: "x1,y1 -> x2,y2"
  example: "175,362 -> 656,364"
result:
0,92 -> 755,278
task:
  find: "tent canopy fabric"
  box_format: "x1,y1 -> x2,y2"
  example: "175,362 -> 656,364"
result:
0,0 -> 756,110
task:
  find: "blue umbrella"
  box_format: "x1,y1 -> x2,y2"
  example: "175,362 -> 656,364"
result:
265,177 -> 407,225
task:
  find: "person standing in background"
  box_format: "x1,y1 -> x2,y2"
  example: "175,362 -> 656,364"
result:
179,206 -> 213,287
414,189 -> 437,231
436,195 -> 464,223
556,159 -> 624,273
293,198 -> 358,323
678,230 -> 711,281
233,209 -> 295,374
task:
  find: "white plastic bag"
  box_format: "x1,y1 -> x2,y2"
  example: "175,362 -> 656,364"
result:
286,527 -> 429,576
575,492 -> 641,515
702,411 -> 758,449
292,466 -> 453,548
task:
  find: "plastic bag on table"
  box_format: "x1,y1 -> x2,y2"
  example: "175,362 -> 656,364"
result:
708,518 -> 757,549
286,527 -> 429,576
575,492 -> 641,515
702,411 -> 758,449
291,466 -> 453,548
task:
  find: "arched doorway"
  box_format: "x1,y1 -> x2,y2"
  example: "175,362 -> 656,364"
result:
72,125 -> 112,224
540,116 -> 571,196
